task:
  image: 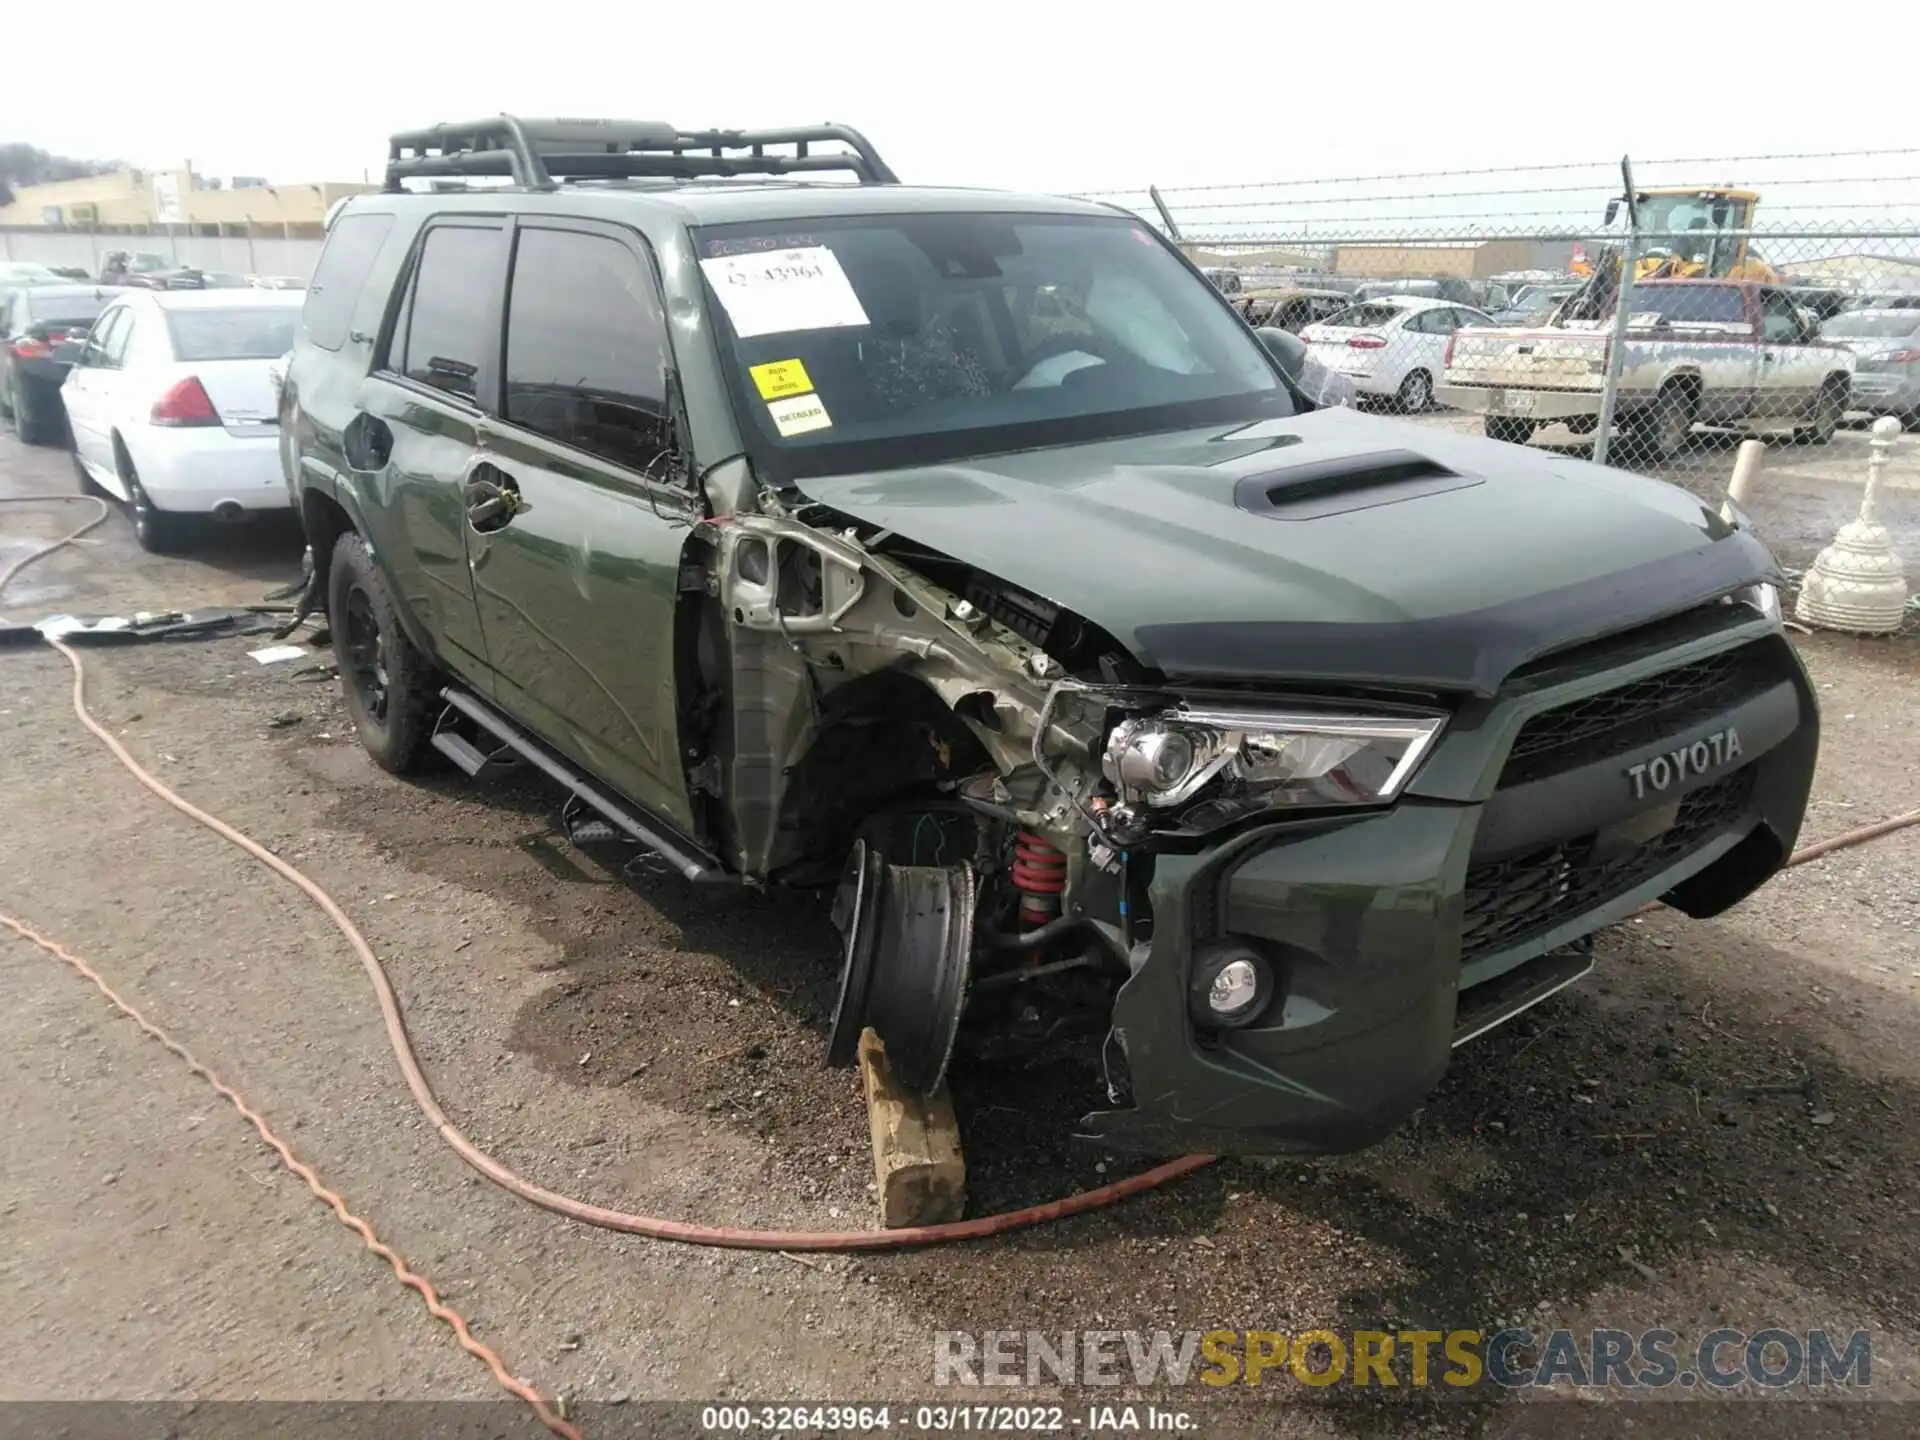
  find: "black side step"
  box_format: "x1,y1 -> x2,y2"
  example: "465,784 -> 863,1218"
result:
437,686 -> 728,883
431,705 -> 524,778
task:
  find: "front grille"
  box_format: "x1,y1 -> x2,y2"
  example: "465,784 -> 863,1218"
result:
1460,770 -> 1754,967
1504,648 -> 1750,775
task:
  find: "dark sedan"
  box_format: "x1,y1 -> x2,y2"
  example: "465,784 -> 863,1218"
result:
0,284 -> 127,444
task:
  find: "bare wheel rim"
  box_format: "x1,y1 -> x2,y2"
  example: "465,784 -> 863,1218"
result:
1401,371 -> 1430,411
343,587 -> 391,723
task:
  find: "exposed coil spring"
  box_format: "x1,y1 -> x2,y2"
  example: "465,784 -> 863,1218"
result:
1012,831 -> 1067,925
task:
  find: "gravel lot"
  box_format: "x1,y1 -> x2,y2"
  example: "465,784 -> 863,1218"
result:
2,423 -> 1917,1439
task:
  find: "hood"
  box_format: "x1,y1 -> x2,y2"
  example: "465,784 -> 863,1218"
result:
796,407 -> 1778,696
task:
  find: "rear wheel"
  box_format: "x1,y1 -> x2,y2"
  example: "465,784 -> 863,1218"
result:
116,443 -> 191,553
328,530 -> 437,775
1484,416 -> 1536,445
1629,386 -> 1696,465
1395,368 -> 1433,413
1793,378 -> 1845,446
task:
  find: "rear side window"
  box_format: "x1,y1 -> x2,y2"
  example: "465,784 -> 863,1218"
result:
395,223 -> 505,403
503,226 -> 672,473
166,307 -> 300,361
303,212 -> 393,352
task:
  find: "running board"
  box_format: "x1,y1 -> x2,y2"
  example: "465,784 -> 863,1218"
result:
437,686 -> 727,883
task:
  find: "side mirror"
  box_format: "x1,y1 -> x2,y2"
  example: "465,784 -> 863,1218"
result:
1255,325 -> 1307,382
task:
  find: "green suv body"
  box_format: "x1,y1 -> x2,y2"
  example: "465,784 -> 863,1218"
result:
283,119 -> 1818,1157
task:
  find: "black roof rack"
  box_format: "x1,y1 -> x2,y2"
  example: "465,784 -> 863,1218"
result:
384,116 -> 899,192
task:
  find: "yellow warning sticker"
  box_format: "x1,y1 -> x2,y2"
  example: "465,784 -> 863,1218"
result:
767,393 -> 833,438
750,358 -> 815,400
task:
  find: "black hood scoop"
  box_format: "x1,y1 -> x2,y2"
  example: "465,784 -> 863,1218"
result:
1234,448 -> 1480,520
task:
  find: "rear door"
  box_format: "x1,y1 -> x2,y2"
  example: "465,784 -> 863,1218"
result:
354,217 -> 508,677
467,217 -> 698,832
63,304 -> 131,471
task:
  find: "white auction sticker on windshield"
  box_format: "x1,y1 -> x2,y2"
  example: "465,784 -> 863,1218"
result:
767,393 -> 834,437
699,247 -> 870,338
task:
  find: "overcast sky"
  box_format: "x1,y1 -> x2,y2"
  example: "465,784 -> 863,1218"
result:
8,0 -> 1919,211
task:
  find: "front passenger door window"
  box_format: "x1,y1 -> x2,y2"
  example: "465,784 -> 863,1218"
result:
502,225 -> 675,476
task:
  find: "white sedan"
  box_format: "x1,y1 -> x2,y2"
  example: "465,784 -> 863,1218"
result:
1300,295 -> 1496,412
62,288 -> 303,551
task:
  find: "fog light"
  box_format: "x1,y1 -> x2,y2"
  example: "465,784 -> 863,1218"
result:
1209,960 -> 1260,1016
1190,944 -> 1273,1029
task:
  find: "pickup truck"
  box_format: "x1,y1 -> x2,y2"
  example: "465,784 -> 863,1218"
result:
1437,279 -> 1854,461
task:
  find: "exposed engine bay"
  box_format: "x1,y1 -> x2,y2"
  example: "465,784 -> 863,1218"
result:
675,492 -> 1446,1095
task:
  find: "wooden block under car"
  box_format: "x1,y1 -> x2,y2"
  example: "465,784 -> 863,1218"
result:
858,1027 -> 966,1228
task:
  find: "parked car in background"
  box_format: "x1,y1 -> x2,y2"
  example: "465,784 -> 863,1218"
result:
63,288 -> 303,550
1233,286 -> 1353,333
1352,276 -> 1481,306
99,251 -> 173,286
1440,280 -> 1854,458
196,271 -> 251,289
1201,266 -> 1244,294
1822,309 -> 1920,424
1845,290 -> 1920,312
0,284 -> 127,444
0,260 -> 71,308
47,266 -> 94,281
248,275 -> 307,291
1487,282 -> 1579,326
1301,295 -> 1496,411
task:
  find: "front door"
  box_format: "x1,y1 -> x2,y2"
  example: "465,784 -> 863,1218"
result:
354,217 -> 508,677
1754,287 -> 1822,420
466,218 -> 698,832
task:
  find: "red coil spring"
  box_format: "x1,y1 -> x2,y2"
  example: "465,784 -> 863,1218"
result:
1012,832 -> 1068,894
1012,832 -> 1068,925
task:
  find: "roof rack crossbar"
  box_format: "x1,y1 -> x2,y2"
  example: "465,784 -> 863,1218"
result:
384,117 -> 898,192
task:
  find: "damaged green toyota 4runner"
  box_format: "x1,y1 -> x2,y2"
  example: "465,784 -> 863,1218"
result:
281,119 -> 1818,1156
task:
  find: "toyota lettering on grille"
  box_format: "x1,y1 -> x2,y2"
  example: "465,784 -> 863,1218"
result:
1627,728 -> 1743,799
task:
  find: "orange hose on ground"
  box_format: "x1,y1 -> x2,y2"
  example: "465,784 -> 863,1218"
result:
0,908 -> 581,1440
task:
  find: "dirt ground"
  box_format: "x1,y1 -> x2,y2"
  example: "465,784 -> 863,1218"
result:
2,424 -> 1918,1439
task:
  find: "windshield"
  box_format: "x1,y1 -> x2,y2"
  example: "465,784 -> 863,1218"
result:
164,307 -> 299,361
1821,312 -> 1920,340
1636,194 -> 1746,267
1319,303 -> 1404,329
693,212 -> 1288,478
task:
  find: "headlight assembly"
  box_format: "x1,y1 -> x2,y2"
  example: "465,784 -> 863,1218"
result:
1101,704 -> 1446,833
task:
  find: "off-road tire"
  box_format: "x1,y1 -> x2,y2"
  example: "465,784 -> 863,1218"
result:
328,530 -> 437,775
1484,416 -> 1536,445
1793,378 -> 1846,446
1396,368 -> 1433,414
116,441 -> 191,553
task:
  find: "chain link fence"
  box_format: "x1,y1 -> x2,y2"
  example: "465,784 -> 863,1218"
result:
1078,152 -> 1920,615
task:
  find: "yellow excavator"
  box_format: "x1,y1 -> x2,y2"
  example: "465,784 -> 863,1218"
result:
1571,186 -> 1779,283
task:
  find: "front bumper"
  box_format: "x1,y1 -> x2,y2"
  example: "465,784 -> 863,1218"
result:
1078,622 -> 1819,1157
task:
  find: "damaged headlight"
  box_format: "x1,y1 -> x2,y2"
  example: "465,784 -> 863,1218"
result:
1102,705 -> 1446,832
1727,581 -> 1782,623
